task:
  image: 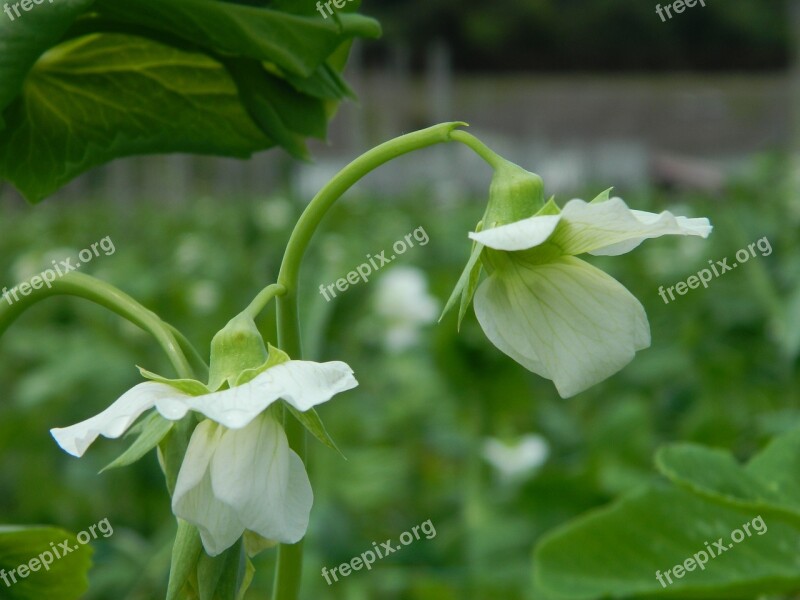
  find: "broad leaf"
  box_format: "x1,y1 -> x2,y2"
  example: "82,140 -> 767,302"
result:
0,0 -> 95,124
534,485 -> 800,599
93,0 -> 380,77
0,526 -> 93,600
0,34 -> 270,203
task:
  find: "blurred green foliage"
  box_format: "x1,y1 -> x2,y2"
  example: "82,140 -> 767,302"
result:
365,0 -> 790,72
0,152 -> 797,598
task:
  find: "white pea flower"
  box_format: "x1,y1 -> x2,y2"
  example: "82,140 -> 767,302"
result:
50,357 -> 357,556
446,189 -> 711,398
482,434 -> 549,481
374,266 -> 439,351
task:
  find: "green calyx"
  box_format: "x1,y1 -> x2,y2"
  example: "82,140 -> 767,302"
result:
207,313 -> 269,391
481,159 -> 545,228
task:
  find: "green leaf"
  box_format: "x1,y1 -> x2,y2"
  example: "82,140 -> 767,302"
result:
224,59 -> 321,159
93,0 -> 381,77
0,0 -> 95,125
286,404 -> 344,458
101,411 -> 174,473
0,526 -> 93,600
534,484 -> 800,599
658,431 -> 800,518
166,520 -> 203,600
0,34 -> 271,203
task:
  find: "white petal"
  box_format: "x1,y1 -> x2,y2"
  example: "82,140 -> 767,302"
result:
469,214 -> 561,251
182,360 -> 357,428
50,382 -> 183,457
265,360 -> 358,412
552,198 -> 711,257
474,256 -> 650,398
210,414 -> 312,544
172,420 -> 244,556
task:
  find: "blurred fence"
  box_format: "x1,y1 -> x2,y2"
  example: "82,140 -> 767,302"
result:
0,43 -> 793,209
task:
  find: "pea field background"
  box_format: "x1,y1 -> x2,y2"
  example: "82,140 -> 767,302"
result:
0,1 -> 798,599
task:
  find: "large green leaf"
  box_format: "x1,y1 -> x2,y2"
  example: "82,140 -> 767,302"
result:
92,0 -> 379,77
534,428 -> 800,599
0,0 -> 380,202
0,33 -> 270,203
534,485 -> 800,599
0,0 -> 95,124
0,526 -> 93,600
656,439 -> 800,517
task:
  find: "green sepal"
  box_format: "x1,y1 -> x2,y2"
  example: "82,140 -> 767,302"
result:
441,221 -> 484,329
100,411 -> 174,473
535,195 -> 561,216
243,531 -> 278,558
234,343 -> 291,387
590,187 -> 614,204
285,404 -> 345,459
138,367 -> 210,396
208,314 -> 269,391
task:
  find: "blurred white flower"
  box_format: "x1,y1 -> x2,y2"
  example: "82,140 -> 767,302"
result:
482,434 -> 550,481
254,197 -> 294,232
373,267 -> 439,351
189,280 -> 221,315
175,235 -> 208,274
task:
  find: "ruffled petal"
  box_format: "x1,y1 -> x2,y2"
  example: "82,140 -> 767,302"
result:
551,198 -> 711,257
50,382 -> 183,457
210,414 -> 312,544
172,420 -> 244,556
263,360 -> 358,412
474,255 -> 650,398
182,360 -> 357,428
469,214 -> 561,251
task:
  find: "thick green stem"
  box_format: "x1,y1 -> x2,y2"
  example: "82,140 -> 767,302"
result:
270,122 -> 509,599
0,271 -> 196,379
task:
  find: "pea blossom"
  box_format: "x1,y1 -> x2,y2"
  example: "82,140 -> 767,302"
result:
50,357 -> 357,556
447,190 -> 711,398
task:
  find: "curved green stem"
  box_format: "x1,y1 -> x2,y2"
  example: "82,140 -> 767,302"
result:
449,130 -> 507,168
271,121 -> 476,599
242,283 -> 286,321
0,271 -> 196,379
